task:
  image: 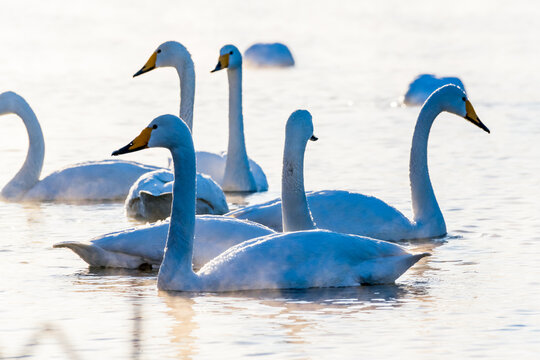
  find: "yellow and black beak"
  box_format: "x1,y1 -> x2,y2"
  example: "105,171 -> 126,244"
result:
464,100 -> 490,133
133,51 -> 157,77
211,53 -> 230,73
112,127 -> 153,156
310,135 -> 318,141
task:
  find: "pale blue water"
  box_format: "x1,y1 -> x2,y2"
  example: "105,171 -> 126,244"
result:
1,0 -> 539,358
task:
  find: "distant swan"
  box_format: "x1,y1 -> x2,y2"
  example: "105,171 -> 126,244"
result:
403,74 -> 466,106
229,85 -> 490,241
134,41 -> 267,193
98,113 -> 426,291
244,43 -> 295,68
0,91 -> 160,202
126,41 -> 229,220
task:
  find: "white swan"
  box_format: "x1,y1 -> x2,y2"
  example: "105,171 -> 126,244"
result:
403,74 -> 466,106
206,44 -> 268,192
0,91 -> 160,202
126,41 -> 229,220
133,41 -> 267,193
244,43 -> 295,68
229,85 -> 490,241
103,114 -> 426,291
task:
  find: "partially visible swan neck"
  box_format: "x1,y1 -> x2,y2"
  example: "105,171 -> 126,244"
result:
409,99 -> 445,230
175,60 -> 195,132
1,99 -> 44,200
222,67 -> 256,191
157,144 -> 197,289
281,138 -> 316,232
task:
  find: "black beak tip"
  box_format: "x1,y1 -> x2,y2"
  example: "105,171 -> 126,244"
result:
310,135 -> 318,141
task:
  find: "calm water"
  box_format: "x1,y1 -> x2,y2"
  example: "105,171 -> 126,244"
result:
1,0 -> 540,358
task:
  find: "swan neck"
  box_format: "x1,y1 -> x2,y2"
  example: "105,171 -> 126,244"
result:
175,62 -> 195,132
409,100 -> 444,227
1,101 -> 44,200
222,67 -> 256,191
158,145 -> 197,287
281,139 -> 316,232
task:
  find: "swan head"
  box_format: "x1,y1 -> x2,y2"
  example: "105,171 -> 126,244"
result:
0,91 -> 27,115
211,45 -> 242,72
427,84 -> 490,133
112,114 -> 193,155
286,110 -> 318,147
133,41 -> 193,77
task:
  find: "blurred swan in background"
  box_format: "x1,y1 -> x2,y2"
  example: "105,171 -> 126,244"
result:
244,42 -> 295,68
126,41 -> 229,220
83,113 -> 427,291
229,85 -> 490,241
0,91 -> 160,202
403,74 -> 466,106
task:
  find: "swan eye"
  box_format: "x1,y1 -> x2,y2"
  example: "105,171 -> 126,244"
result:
157,49 -> 162,54
462,97 -> 466,101
229,51 -> 233,55
152,124 -> 158,129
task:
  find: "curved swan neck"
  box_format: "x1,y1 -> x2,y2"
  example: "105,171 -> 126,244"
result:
222,67 -> 256,191
1,98 -> 44,200
175,60 -> 195,132
281,138 -> 316,232
409,99 -> 445,229
158,143 -> 197,288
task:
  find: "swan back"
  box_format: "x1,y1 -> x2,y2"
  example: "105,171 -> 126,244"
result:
0,91 -> 44,200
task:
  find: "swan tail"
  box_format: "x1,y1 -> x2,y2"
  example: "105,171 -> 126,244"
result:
53,241 -> 148,269
356,252 -> 430,285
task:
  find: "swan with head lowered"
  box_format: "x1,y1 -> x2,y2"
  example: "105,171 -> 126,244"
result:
134,41 -> 267,193
60,113 -> 427,291
228,85 -> 490,241
0,91 -> 161,202
124,42 -> 230,220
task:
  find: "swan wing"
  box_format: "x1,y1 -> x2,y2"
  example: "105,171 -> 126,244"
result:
25,160 -> 160,201
228,190 -> 413,240
54,216 -> 275,269
197,230 -> 428,291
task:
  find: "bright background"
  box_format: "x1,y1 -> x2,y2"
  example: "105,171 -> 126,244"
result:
1,0 -> 539,358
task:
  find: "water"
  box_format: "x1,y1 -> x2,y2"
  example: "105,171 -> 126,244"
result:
1,0 -> 540,358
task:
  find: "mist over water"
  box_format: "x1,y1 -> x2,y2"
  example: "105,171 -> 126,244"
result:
1,0 -> 540,358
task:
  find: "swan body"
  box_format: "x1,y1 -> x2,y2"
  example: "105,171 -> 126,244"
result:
54,215 -> 274,269
244,43 -> 295,68
0,91 -> 160,202
403,74 -> 466,106
102,113 -> 426,292
125,169 -> 229,221
134,41 -> 267,192
229,86 -> 490,241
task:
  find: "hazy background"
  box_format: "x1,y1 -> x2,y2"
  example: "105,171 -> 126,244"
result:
1,0 -> 539,358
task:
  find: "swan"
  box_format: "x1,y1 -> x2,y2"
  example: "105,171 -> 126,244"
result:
0,91 -> 161,202
126,41 -> 230,220
228,85 -> 490,241
403,74 -> 466,106
104,113 -> 426,291
244,43 -> 295,68
133,41 -> 267,193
